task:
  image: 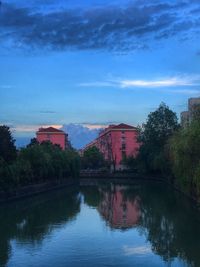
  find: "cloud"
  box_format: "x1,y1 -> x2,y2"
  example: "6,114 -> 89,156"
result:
12,124 -> 62,133
120,76 -> 200,88
0,1 -> 199,51
191,7 -> 200,14
78,74 -> 200,94
82,123 -> 107,129
123,245 -> 151,256
61,123 -> 102,148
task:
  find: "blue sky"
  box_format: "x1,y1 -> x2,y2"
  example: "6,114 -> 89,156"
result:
0,0 -> 200,137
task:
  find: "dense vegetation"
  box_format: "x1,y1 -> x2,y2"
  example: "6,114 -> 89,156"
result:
0,126 -> 80,192
124,102 -> 200,200
81,146 -> 107,170
137,102 -> 179,175
169,119 -> 200,198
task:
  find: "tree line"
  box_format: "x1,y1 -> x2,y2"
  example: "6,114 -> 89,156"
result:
124,102 -> 200,201
0,126 -> 80,192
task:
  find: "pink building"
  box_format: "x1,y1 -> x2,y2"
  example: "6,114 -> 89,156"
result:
36,127 -> 68,150
98,186 -> 141,229
84,123 -> 140,170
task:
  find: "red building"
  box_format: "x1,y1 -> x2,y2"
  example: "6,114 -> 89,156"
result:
36,127 -> 68,150
84,123 -> 140,170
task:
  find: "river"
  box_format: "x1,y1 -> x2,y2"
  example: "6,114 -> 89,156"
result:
0,181 -> 200,267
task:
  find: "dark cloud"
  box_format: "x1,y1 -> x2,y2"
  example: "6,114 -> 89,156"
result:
191,7 -> 200,14
0,1 -> 199,51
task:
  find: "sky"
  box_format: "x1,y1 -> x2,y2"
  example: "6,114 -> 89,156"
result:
0,0 -> 200,139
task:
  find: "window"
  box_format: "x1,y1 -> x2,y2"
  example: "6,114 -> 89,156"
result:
122,143 -> 126,150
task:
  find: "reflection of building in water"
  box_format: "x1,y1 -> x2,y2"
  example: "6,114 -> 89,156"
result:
98,186 -> 141,229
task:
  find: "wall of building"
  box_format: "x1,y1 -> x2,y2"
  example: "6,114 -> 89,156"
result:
110,130 -> 139,168
37,133 -> 66,150
181,97 -> 200,127
85,129 -> 139,170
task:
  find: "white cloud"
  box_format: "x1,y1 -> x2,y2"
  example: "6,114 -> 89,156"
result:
12,124 -> 62,133
82,123 -> 107,130
123,245 -> 152,256
79,74 -> 200,95
120,77 -> 199,88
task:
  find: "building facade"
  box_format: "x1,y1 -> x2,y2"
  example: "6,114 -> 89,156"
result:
36,127 -> 68,150
181,97 -> 200,127
83,123 -> 140,170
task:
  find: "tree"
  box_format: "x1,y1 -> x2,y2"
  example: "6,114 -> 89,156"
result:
0,125 -> 17,163
169,119 -> 200,198
27,138 -> 39,147
122,155 -> 138,171
82,146 -> 105,170
138,103 -> 179,174
98,132 -> 117,171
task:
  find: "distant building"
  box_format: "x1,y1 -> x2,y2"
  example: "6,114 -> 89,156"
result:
181,97 -> 200,127
180,111 -> 190,128
36,127 -> 68,150
83,123 -> 140,170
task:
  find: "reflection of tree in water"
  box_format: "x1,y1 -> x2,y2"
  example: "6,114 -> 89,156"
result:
138,182 -> 200,267
0,188 -> 81,267
2,183 -> 200,267
82,182 -> 200,267
81,186 -> 102,208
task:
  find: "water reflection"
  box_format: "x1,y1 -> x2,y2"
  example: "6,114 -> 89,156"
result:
98,185 -> 141,229
82,182 -> 200,267
0,188 -> 81,267
1,182 -> 200,267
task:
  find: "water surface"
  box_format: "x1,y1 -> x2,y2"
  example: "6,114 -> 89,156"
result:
0,181 -> 200,267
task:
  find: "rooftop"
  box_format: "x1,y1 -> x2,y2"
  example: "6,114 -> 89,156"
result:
110,123 -> 138,130
37,127 -> 64,133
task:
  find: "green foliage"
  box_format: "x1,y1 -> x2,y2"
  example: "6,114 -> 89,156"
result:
169,120 -> 200,197
0,129 -> 80,192
122,156 -> 138,171
27,138 -> 39,147
0,125 -> 17,163
82,146 -> 106,170
137,103 -> 179,174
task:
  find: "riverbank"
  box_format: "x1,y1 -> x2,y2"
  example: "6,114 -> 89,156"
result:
0,172 -> 163,204
0,171 -> 198,205
80,170 -> 162,179
80,170 -> 200,204
0,178 -> 78,203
